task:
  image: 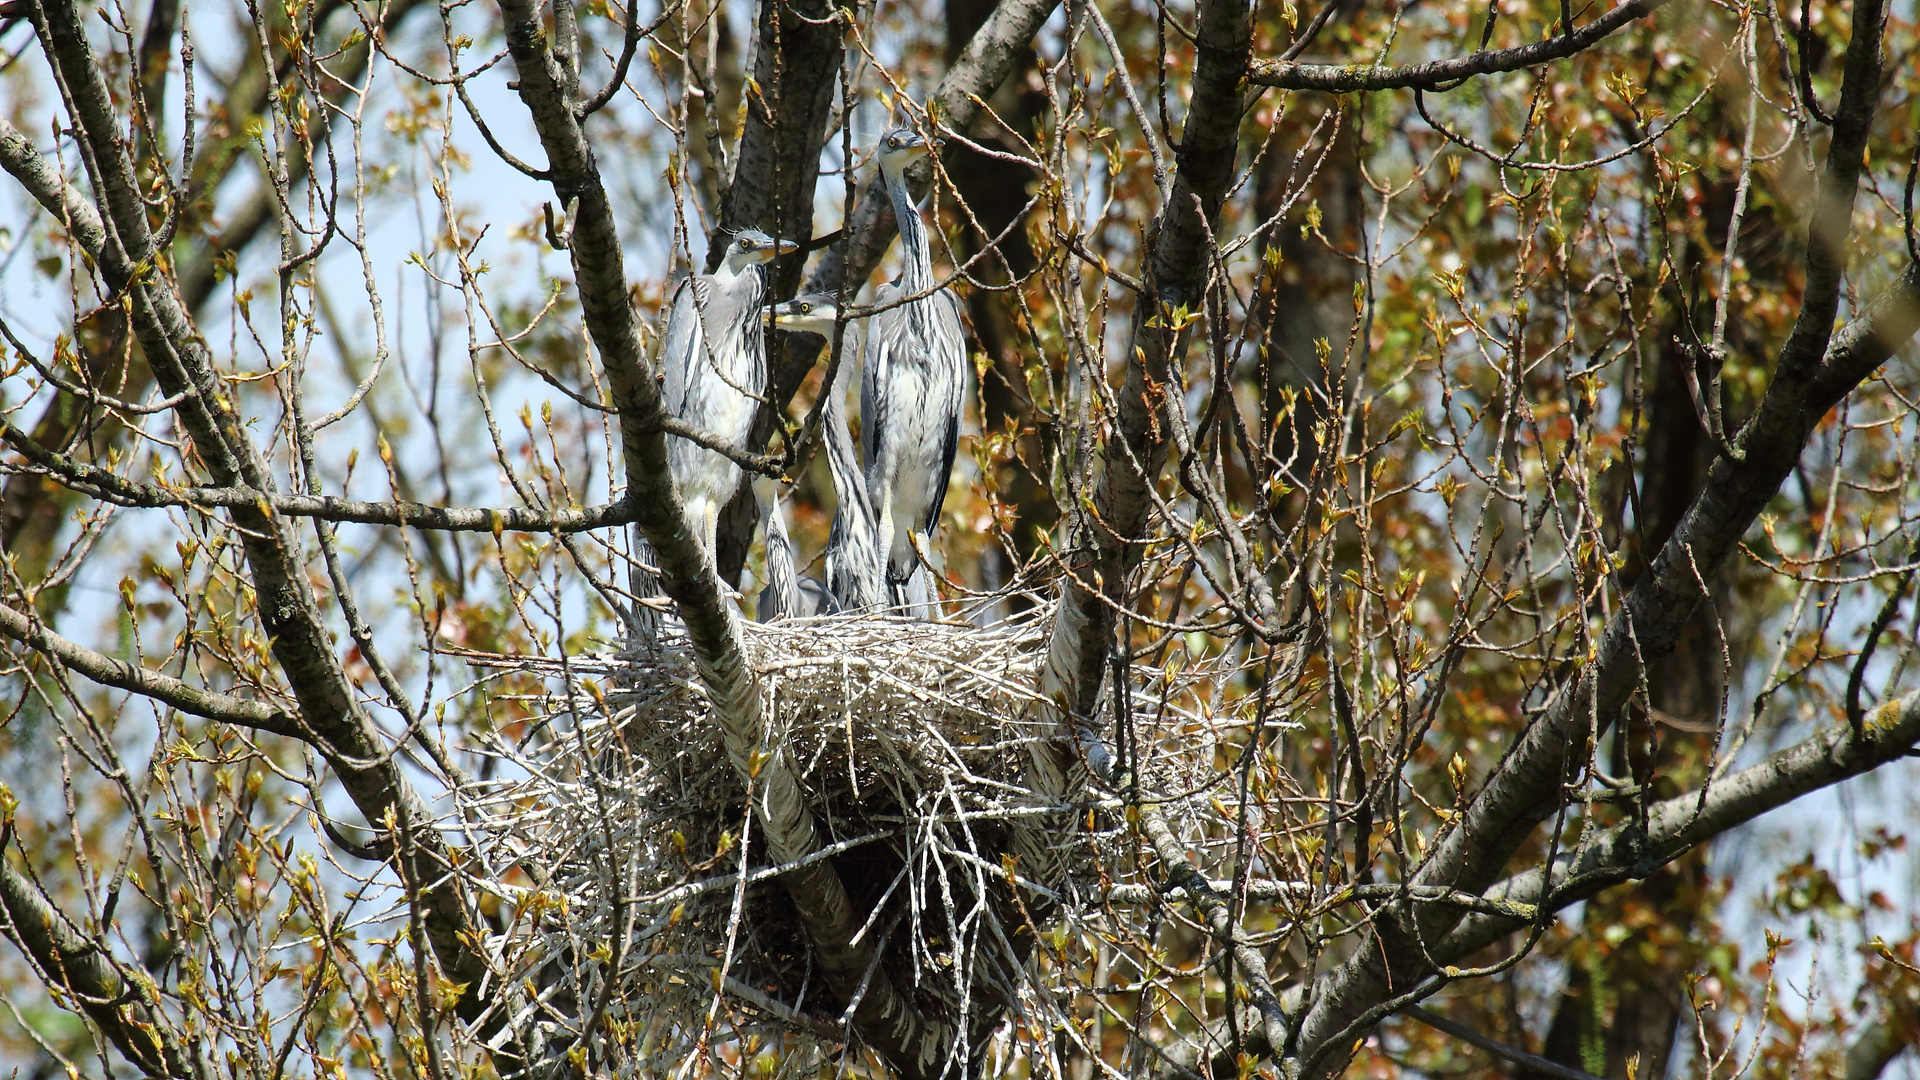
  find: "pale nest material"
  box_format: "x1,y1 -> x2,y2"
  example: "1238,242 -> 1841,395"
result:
451,606 -> 1257,1066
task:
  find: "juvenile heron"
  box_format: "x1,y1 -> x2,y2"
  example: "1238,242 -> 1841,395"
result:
769,294 -> 885,612
863,127 -> 966,612
634,229 -> 797,635
664,229 -> 798,559
753,475 -> 836,620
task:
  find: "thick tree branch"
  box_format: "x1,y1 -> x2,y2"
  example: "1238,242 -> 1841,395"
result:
0,851 -> 208,1080
0,601 -> 299,737
716,0 -> 1063,578
1018,0 -> 1252,902
1282,0 -> 1903,1055
1436,685 -> 1920,960
1165,676 -> 1920,1079
0,114 -> 109,257
1136,796 -> 1291,1059
799,0 -> 1059,303
701,0 -> 841,278
1,1 -> 429,567
1248,0 -> 1673,92
1775,0 -> 1889,384
496,5 -> 956,1074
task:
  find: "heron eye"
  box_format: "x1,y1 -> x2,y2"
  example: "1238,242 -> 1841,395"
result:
799,303 -> 811,313
739,237 -> 753,250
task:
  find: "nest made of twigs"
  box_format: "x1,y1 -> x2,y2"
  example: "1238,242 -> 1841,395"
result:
450,606 -> 1259,1065
452,611 -> 1069,1046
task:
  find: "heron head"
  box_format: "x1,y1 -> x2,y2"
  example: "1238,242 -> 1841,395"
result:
768,293 -> 841,336
877,126 -> 940,173
723,229 -> 800,271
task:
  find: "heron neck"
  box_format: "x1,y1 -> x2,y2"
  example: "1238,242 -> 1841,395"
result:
881,162 -> 935,295
823,362 -> 871,518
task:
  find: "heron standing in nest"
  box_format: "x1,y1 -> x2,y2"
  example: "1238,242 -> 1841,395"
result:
863,127 -> 966,615
769,294 -> 885,613
635,229 -> 798,633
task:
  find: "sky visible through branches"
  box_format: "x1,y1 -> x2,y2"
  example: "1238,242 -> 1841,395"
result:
0,0 -> 1918,1076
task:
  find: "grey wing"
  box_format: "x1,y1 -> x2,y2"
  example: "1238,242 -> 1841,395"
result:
661,275 -> 707,415
799,577 -> 840,616
922,291 -> 968,535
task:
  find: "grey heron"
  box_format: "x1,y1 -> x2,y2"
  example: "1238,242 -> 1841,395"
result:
863,127 -> 967,613
769,294 -> 885,612
633,228 -> 797,635
664,229 -> 799,559
753,474 -> 837,620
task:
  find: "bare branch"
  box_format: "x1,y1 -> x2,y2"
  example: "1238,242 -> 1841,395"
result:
0,114 -> 108,257
1248,0 -> 1674,92
3,415 -> 637,533
496,4 -> 960,1072
25,2 -> 521,1063
1404,1006 -> 1608,1080
1439,681 -> 1920,960
0,601 -> 299,737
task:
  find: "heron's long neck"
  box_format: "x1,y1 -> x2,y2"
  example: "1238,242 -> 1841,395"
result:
731,264 -> 769,369
882,163 -> 934,295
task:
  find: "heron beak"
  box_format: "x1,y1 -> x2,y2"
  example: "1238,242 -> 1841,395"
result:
775,238 -> 801,256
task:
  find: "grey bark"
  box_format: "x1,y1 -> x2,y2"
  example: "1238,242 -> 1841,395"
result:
1290,266 -> 1920,1080
1279,0 -> 1903,1064
0,854 -> 209,1080
0,0 -> 429,579
0,601 -> 300,737
1020,0 -> 1254,900
1,414 -> 637,534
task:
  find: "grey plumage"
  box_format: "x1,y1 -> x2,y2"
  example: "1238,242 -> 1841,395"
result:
754,475 -> 839,619
862,127 -> 967,613
663,229 -> 798,558
633,229 -> 796,636
769,295 -> 885,612
755,476 -> 804,621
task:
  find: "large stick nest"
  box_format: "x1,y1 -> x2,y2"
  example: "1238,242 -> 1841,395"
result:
451,607 -> 1263,1068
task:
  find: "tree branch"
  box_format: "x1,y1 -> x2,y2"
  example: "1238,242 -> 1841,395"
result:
1247,0 -> 1673,92
799,0 -> 1059,304
0,113 -> 109,257
1404,1006 -> 1608,1080
716,0 -> 1063,579
2,415 -> 637,534
0,850 -> 209,1080
0,601 -> 299,738
1273,0 -> 1906,1045
1016,0 -> 1253,905
1290,250 -> 1920,1074
1436,683 -> 1920,961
